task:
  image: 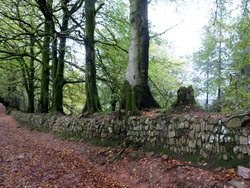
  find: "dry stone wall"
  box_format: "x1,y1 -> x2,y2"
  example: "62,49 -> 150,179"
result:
11,111 -> 250,160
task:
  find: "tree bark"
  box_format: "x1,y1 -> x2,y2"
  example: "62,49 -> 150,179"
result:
39,20 -> 50,113
27,36 -> 35,113
120,0 -> 159,114
205,61 -> 210,111
51,0 -> 70,113
36,0 -> 54,113
174,86 -> 196,108
82,0 -> 102,114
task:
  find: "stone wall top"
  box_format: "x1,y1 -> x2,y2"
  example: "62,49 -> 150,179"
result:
11,110 -> 250,162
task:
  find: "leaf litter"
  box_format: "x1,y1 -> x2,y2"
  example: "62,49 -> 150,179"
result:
0,109 -> 249,187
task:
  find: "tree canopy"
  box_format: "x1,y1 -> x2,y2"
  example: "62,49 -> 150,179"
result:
0,0 -> 248,114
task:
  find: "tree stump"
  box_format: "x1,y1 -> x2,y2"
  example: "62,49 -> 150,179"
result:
173,85 -> 196,108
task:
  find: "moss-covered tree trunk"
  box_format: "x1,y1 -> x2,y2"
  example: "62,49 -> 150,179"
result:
51,0 -> 70,113
82,0 -> 101,114
174,86 -> 196,108
39,20 -> 50,113
27,36 -> 35,113
120,0 -> 159,114
36,0 -> 54,113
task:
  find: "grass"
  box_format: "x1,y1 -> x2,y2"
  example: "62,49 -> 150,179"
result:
138,142 -> 250,169
212,155 -> 250,168
55,131 -> 124,148
17,119 -> 50,133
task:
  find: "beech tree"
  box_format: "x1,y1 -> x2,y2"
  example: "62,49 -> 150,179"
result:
52,0 -> 84,113
120,0 -> 160,114
0,0 -> 40,112
82,0 -> 102,114
36,0 -> 54,113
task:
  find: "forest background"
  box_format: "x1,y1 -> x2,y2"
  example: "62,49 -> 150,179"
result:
0,0 -> 249,115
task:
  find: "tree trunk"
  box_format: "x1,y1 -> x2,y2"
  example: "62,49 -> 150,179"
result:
216,0 -> 223,112
51,0 -> 69,113
82,0 -> 102,114
205,61 -> 210,111
36,0 -> 54,113
120,0 -> 159,114
111,89 -> 118,112
174,86 -> 196,108
27,36 -> 35,113
39,20 -> 50,113
51,33 -> 58,83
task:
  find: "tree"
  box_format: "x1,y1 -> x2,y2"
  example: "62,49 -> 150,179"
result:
0,0 -> 41,112
193,0 -> 231,112
193,26 -> 218,111
173,86 -> 197,109
51,0 -> 84,113
82,0 -> 102,114
36,0 -> 54,113
120,0 -> 160,114
224,0 -> 250,110
148,41 -> 184,109
193,0 -> 250,112
95,0 -> 130,111
21,36 -> 36,112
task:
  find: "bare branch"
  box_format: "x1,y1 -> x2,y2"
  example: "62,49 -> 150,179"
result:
95,40 -> 128,54
95,2 -> 105,15
64,79 -> 85,85
150,20 -> 184,39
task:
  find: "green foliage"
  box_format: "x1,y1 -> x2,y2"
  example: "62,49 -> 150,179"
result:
63,75 -> 85,114
192,0 -> 250,112
149,40 -> 184,108
0,0 -> 185,114
95,0 -> 130,111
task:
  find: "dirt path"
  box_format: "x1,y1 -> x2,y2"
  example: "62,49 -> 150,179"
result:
0,107 -> 122,187
0,104 -> 248,188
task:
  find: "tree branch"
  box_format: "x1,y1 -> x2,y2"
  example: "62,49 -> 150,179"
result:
95,2 -> 105,15
95,40 -> 128,54
150,20 -> 184,39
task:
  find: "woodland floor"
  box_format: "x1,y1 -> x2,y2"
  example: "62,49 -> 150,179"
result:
0,105 -> 250,188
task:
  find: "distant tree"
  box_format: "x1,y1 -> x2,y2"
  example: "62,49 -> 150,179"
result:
225,0 -> 250,110
95,0 -> 130,111
193,0 -> 230,112
0,0 -> 41,112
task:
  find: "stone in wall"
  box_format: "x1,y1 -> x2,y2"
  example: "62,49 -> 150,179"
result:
240,136 -> 249,145
242,146 -> 248,154
11,110 -> 250,160
168,131 -> 176,138
226,118 -> 242,128
188,140 -> 196,148
177,122 -> 185,129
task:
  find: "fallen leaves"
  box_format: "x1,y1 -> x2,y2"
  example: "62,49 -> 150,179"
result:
0,114 -> 123,188
0,110 -> 249,188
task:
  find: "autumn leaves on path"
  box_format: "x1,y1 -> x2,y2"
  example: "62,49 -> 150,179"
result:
0,105 -> 243,188
0,108 -> 121,187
